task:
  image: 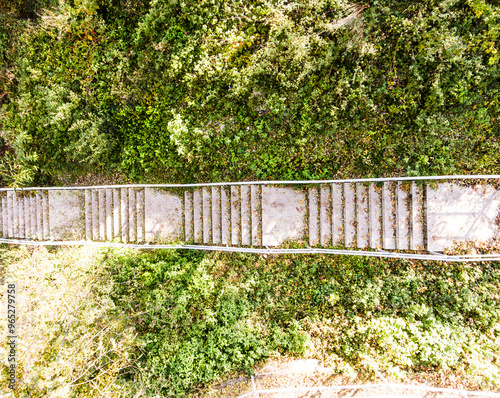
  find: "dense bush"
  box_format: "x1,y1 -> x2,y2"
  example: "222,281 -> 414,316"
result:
2,246 -> 499,396
107,250 -> 308,395
1,0 -> 499,186
106,249 -> 500,396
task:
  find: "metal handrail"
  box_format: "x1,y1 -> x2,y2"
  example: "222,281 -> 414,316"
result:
1,174 -> 499,191
0,239 -> 499,262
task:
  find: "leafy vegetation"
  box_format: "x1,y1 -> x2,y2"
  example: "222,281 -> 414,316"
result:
1,0 -> 499,186
2,246 -> 499,396
1,0 -> 500,396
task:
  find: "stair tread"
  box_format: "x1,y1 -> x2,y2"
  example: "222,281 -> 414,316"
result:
221,187 -> 230,245
137,189 -> 145,243
106,189 -> 113,241
356,183 -> 369,249
184,191 -> 193,242
344,183 -> 355,247
19,194 -> 25,238
121,188 -> 129,243
25,196 -> 31,239
382,182 -> 396,250
332,183 -> 343,245
36,192 -> 43,240
241,185 -> 251,246
30,195 -> 36,238
369,184 -> 382,249
203,187 -> 211,244
42,191 -> 49,240
396,182 -> 409,250
193,188 -> 203,243
251,185 -> 262,246
411,182 -> 424,250
0,196 -> 4,238
320,184 -> 332,246
231,186 -> 241,245
113,189 -> 120,240
128,189 -> 137,242
308,187 -> 319,246
212,187 -> 221,244
13,192 -> 19,238
262,185 -> 307,247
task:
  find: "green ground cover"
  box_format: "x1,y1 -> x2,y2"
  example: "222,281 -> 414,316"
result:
1,1 -> 500,396
0,0 -> 499,186
1,246 -> 499,396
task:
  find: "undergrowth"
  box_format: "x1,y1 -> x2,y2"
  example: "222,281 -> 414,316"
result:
1,246 -> 499,396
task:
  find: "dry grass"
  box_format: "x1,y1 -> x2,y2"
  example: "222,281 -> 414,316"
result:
0,245 -> 141,397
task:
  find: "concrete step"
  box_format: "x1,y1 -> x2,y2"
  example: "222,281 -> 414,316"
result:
129,188 -> 143,243
356,183 -> 369,248
144,187 -> 182,243
344,183 -> 355,247
19,193 -> 26,238
99,189 -> 106,241
7,191 -> 14,238
8,191 -> 14,238
113,188 -> 121,240
13,191 -> 20,238
396,182 -> 409,250
203,187 -> 212,244
251,185 -> 262,246
320,184 -> 332,246
332,183 -> 343,245
369,183 -> 382,248
4,192 -> 10,237
184,190 -> 193,242
35,192 -> 43,239
85,189 -> 91,240
241,185 -> 251,246
120,188 -> 129,243
410,182 -> 424,250
23,195 -> 29,238
48,190 -> 85,240
382,182 -> 396,249
212,186 -> 221,244
42,191 -> 49,240
221,187 -> 231,245
128,188 -> 137,242
262,185 -> 307,246
308,187 -> 319,246
193,188 -> 203,243
0,195 -> 4,238
30,195 -> 36,238
231,186 -> 241,245
137,188 -> 146,243
91,189 -> 99,241
106,189 -> 113,241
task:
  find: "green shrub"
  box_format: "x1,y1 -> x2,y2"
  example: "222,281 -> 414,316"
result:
101,250 -> 500,395
2,246 -> 499,396
2,0 -> 500,186
107,250 -> 310,396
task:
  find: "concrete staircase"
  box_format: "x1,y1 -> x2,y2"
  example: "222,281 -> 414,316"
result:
306,182 -> 424,250
1,179 -> 499,253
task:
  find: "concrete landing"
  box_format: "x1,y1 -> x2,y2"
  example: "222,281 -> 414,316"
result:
427,183 -> 500,251
262,186 -> 307,246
